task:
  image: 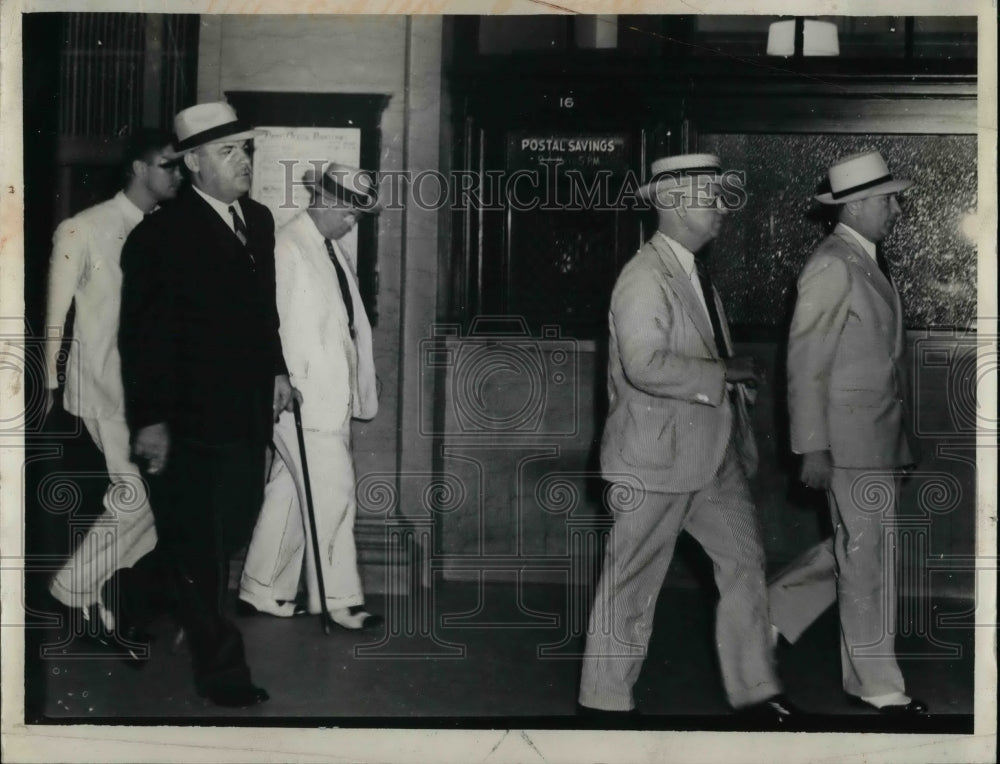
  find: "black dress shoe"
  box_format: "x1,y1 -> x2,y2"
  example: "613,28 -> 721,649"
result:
355,611 -> 384,630
78,605 -> 151,668
116,624 -> 153,669
347,605 -> 384,629
847,694 -> 928,716
738,694 -> 802,727
77,604 -> 115,646
576,703 -> 641,724
198,682 -> 270,708
169,626 -> 188,656
325,607 -> 384,631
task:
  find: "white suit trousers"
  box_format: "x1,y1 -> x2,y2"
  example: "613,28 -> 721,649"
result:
239,416 -> 363,613
48,417 -> 157,609
579,441 -> 781,711
768,468 -> 906,698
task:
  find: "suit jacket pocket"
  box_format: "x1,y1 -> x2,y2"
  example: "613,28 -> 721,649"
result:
620,400 -> 676,468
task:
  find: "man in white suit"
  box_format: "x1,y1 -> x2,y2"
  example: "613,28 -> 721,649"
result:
578,154 -> 797,725
43,130 -> 182,641
238,162 -> 382,631
769,151 -> 927,716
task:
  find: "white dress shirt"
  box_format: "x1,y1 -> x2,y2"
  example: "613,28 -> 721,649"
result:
836,222 -> 877,262
657,231 -> 735,396
44,191 -> 145,420
657,231 -> 713,323
192,185 -> 246,232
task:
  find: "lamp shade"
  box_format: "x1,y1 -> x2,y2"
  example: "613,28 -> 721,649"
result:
767,19 -> 840,56
575,15 -> 618,50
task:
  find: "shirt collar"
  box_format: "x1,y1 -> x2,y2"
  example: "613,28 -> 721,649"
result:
657,231 -> 697,276
836,222 -> 877,261
114,191 -> 145,228
302,211 -> 348,263
302,210 -> 327,247
192,185 -> 244,228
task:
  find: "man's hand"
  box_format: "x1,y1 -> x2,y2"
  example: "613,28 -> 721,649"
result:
800,449 -> 833,491
724,356 -> 763,387
273,374 -> 303,420
133,423 -> 170,475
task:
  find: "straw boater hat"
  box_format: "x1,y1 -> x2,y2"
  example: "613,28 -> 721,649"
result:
302,162 -> 382,214
814,150 -> 912,204
166,101 -> 257,159
637,153 -> 723,200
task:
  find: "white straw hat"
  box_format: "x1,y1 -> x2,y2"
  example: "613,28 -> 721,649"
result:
303,162 -> 382,214
166,101 -> 256,159
815,150 -> 912,204
637,154 -> 723,200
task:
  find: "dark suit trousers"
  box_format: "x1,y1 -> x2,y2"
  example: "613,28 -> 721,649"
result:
146,437 -> 266,694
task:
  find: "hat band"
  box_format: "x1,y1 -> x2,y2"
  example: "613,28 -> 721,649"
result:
173,120 -> 252,151
320,174 -> 377,210
647,166 -> 721,185
830,172 -> 894,200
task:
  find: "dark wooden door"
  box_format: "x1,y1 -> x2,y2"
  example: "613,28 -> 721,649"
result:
455,80 -> 683,339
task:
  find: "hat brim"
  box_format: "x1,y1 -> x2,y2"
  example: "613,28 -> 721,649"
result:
312,173 -> 383,214
637,173 -> 723,201
815,178 -> 912,204
164,128 -> 258,160
315,188 -> 384,215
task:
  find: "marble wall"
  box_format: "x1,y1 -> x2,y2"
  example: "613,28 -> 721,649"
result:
196,22 -> 977,599
699,134 -> 977,329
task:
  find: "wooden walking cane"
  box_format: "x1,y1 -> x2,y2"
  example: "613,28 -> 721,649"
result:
292,398 -> 332,635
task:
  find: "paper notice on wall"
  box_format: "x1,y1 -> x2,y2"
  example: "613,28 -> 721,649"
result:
250,126 -> 362,258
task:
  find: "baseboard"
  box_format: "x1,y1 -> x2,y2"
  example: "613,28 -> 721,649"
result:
235,546 -> 975,603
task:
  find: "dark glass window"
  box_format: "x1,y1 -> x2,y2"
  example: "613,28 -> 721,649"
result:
913,16 -> 977,59
699,133 -> 976,329
617,15 -> 666,55
478,16 -> 571,54
691,15 -> 782,57
814,16 -> 907,58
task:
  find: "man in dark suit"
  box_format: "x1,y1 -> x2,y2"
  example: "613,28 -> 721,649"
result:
119,101 -> 297,707
578,154 -> 797,726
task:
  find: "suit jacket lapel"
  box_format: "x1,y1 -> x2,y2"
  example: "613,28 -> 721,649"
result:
242,197 -> 271,257
651,235 -> 718,357
185,189 -> 245,254
833,231 -> 898,313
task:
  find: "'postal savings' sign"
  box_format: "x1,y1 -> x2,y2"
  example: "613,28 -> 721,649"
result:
507,132 -> 630,175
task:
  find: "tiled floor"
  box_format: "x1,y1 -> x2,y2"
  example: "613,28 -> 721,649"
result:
26,579 -> 974,733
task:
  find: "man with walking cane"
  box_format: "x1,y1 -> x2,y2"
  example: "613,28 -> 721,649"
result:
239,161 -> 383,632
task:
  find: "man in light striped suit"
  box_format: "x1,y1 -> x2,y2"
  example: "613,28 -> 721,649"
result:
769,151 -> 927,716
578,154 -> 798,726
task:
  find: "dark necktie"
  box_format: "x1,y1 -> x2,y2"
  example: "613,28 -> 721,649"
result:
697,265 -> 739,408
229,205 -> 255,266
324,238 -> 356,338
875,245 -> 893,285
695,265 -> 729,360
